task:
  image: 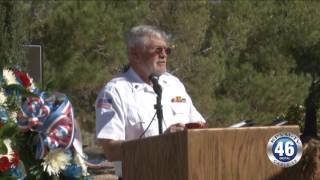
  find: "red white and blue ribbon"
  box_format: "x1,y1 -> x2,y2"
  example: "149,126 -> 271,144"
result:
18,91 -> 76,159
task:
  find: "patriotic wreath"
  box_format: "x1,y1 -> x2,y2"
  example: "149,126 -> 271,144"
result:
0,68 -> 91,179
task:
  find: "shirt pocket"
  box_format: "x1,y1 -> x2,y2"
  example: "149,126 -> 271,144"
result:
170,102 -> 190,124
171,102 -> 189,115
126,106 -> 145,138
126,106 -> 158,138
127,106 -> 144,126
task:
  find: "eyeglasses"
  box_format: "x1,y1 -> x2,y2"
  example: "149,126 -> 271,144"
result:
153,46 -> 171,55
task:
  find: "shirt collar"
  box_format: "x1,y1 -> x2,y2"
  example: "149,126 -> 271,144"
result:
125,67 -> 170,92
126,67 -> 151,92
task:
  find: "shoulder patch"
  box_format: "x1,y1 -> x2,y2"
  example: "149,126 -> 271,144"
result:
96,98 -> 113,109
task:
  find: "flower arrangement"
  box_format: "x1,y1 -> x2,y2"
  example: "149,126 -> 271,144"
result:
0,68 -> 91,179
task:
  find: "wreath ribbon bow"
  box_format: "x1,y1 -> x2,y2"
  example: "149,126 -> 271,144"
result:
18,92 -> 77,159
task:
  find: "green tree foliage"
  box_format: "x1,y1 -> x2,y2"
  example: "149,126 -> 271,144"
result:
207,0 -> 311,126
0,1 -> 28,67
1,0 -> 320,143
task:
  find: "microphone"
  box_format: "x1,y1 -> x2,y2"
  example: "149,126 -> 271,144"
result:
149,73 -> 162,96
149,73 -> 163,134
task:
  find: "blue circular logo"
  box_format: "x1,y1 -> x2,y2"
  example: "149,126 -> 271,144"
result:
267,132 -> 303,167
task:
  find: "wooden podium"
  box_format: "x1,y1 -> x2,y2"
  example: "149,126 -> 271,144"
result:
122,126 -> 300,180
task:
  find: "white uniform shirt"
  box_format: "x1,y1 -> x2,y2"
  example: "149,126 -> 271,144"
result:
95,67 -> 205,176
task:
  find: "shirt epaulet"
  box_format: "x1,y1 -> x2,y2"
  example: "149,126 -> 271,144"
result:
160,72 -> 185,90
104,74 -> 132,93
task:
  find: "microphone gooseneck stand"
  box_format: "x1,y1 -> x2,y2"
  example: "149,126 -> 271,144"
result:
149,74 -> 163,134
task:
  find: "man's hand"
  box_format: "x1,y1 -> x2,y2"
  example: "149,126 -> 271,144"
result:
185,122 -> 208,129
164,123 -> 186,134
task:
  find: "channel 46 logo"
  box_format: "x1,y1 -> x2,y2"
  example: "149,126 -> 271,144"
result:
267,132 -> 303,167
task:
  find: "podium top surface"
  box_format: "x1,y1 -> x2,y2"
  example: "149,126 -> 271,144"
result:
124,125 -> 300,143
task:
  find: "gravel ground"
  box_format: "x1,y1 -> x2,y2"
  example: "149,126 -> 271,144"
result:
84,145 -> 119,180
93,174 -> 118,180
82,132 -> 122,180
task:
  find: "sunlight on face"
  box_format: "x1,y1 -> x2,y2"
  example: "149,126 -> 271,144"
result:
141,37 -> 169,76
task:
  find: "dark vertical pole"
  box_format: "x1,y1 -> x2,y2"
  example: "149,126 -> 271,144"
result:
302,79 -> 319,139
155,93 -> 163,134
149,74 -> 163,134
